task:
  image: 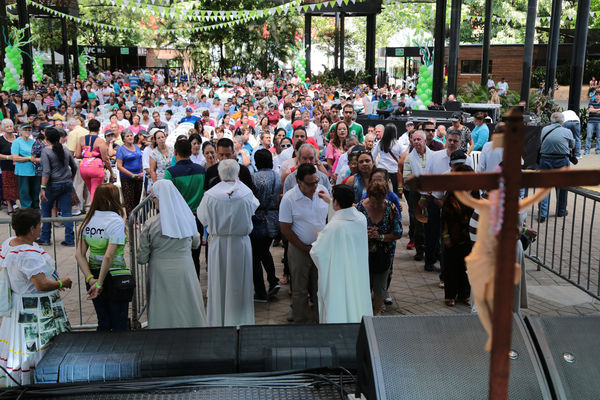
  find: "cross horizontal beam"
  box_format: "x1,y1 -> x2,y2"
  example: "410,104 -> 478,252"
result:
405,168 -> 600,192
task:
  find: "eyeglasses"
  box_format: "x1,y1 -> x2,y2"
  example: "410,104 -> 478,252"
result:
301,180 -> 319,187
280,143 -> 292,148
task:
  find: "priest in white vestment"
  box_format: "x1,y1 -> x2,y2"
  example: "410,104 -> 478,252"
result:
197,159 -> 260,327
310,185 -> 373,323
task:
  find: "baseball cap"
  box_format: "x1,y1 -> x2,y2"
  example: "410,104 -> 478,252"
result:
451,112 -> 462,122
131,106 -> 137,112
19,123 -> 32,130
292,120 -> 305,130
185,106 -> 193,112
450,150 -> 468,165
104,129 -> 115,136
39,122 -> 52,130
405,120 -> 414,126
139,129 -> 151,137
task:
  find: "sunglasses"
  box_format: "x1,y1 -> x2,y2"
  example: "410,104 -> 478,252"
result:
280,143 -> 292,148
424,128 -> 435,132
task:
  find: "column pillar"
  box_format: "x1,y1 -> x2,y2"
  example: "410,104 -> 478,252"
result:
304,14 -> 312,80
447,0 -> 462,96
567,0 -> 591,113
544,0 -> 563,97
17,0 -> 33,89
520,0 -> 538,105
480,0 -> 493,86
366,14 -> 376,86
432,0 -> 447,104
61,17 -> 71,83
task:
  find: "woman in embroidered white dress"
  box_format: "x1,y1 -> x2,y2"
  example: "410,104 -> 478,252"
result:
0,208 -> 72,386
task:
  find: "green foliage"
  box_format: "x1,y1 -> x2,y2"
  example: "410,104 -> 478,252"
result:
531,67 -> 546,89
579,107 -> 589,133
187,0 -> 301,74
457,81 -> 521,115
528,90 -> 562,123
457,81 -> 491,103
312,68 -> 370,88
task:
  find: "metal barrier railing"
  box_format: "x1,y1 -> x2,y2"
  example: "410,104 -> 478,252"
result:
127,195 -> 157,329
524,186 -> 600,300
0,215 -> 97,329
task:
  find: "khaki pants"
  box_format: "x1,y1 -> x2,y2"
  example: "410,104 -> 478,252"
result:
72,164 -> 90,213
288,243 -> 319,324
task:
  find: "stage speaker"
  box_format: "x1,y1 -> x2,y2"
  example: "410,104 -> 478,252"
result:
356,314 -> 552,400
35,327 -> 238,384
238,323 -> 359,372
527,315 -> 600,400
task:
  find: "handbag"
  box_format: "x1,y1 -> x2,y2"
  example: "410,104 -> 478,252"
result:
369,243 -> 391,274
105,269 -> 135,303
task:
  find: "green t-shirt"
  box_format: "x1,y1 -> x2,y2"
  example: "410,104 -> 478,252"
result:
377,99 -> 393,109
326,121 -> 364,143
82,210 -> 127,271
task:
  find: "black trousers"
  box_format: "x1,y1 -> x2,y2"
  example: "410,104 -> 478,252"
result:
191,213 -> 202,277
251,235 -> 279,297
443,242 -> 472,300
424,198 -> 442,268
407,190 -> 425,255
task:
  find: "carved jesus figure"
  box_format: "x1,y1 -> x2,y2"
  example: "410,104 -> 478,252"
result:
454,188 -> 550,351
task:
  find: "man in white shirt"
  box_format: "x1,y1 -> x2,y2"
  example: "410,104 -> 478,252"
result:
497,77 -> 509,95
419,131 -> 472,273
398,120 -> 414,148
279,163 -> 329,323
402,130 -> 433,262
302,110 -> 321,147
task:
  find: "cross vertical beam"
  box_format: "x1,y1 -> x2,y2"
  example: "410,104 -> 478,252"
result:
339,12 -> 345,82
520,0 -> 538,106
487,111 -> 524,400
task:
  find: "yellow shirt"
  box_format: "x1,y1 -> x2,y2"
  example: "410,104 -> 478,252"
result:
66,125 -> 90,153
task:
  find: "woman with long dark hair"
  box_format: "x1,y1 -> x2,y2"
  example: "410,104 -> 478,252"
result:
38,128 -> 78,246
371,123 -> 406,195
345,151 -> 375,203
75,183 -> 131,331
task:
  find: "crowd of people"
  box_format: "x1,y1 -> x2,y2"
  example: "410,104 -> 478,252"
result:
0,68 -> 580,385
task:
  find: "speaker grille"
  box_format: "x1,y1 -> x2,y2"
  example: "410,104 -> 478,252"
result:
359,314 -> 551,399
528,316 -> 600,400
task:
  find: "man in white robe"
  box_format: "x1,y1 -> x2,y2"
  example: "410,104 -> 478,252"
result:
197,159 -> 260,327
310,185 -> 372,323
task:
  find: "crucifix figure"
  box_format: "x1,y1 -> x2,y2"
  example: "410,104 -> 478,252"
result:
405,108 -> 600,400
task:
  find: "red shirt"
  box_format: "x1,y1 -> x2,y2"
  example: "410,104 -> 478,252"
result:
267,110 -> 281,127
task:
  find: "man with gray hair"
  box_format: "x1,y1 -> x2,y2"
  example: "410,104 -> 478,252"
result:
197,159 -> 260,327
537,112 -> 574,223
282,143 -> 331,194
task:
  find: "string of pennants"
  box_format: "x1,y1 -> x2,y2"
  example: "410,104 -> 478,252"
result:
26,0 -> 594,36
83,0 -> 360,22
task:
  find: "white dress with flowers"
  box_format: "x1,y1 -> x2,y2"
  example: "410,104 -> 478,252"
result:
0,238 -> 70,386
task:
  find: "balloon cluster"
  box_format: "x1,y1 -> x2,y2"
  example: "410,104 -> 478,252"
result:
415,64 -> 433,110
78,52 -> 87,80
1,26 -> 37,91
33,56 -> 44,82
412,39 -> 434,110
2,44 -> 23,91
293,43 -> 306,83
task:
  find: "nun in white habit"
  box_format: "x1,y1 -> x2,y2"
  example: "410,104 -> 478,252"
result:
137,179 -> 207,329
197,159 -> 259,327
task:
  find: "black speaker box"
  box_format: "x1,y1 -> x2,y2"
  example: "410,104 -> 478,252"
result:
356,314 -> 552,399
238,323 -> 360,372
35,327 -> 238,384
527,315 -> 600,400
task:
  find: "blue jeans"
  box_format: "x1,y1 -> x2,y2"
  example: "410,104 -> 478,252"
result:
40,181 -> 74,244
563,121 -> 581,157
585,121 -> 600,153
538,156 -> 570,218
17,175 -> 41,209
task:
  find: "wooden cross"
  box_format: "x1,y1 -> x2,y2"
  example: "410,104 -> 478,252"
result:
405,108 -> 600,400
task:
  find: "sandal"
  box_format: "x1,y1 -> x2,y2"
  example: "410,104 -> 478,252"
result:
444,299 -> 455,307
279,275 -> 289,285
